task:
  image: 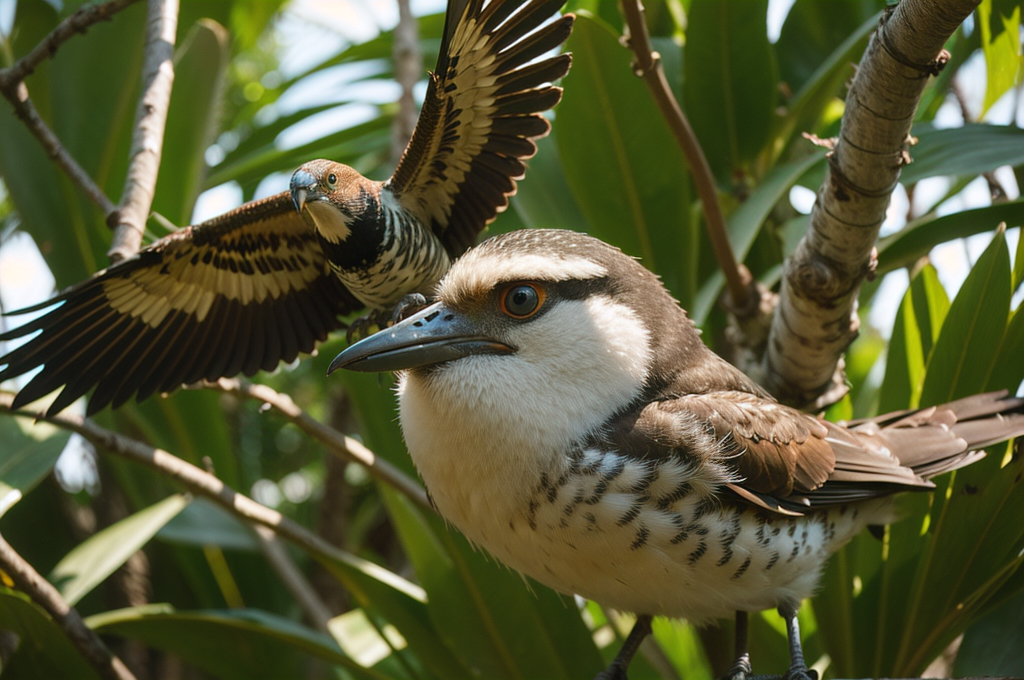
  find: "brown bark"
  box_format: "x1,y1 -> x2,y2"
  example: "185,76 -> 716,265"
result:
763,0 -> 978,407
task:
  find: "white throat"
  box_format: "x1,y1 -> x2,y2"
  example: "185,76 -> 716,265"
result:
397,296 -> 652,529
307,201 -> 352,242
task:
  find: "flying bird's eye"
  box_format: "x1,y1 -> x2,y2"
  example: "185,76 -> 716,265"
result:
500,283 -> 544,319
327,173 -> 338,187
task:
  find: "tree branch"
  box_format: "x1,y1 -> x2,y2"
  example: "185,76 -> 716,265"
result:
200,378 -> 431,512
390,0 -> 420,166
618,0 -> 754,311
253,525 -> 334,630
0,531 -> 137,680
107,0 -> 179,262
0,0 -> 141,217
0,393 -> 408,590
762,0 -> 977,407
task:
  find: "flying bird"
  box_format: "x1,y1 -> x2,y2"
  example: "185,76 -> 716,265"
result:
330,228 -> 1024,680
0,0 -> 574,417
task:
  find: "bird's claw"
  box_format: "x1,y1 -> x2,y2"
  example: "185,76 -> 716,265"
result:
390,293 -> 428,324
346,294 -> 431,344
783,667 -> 817,680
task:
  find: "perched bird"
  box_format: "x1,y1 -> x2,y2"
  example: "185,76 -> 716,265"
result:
0,0 -> 574,417
330,229 -> 1024,680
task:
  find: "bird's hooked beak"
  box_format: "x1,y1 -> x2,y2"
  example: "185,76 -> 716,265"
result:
289,168 -> 319,214
328,302 -> 514,375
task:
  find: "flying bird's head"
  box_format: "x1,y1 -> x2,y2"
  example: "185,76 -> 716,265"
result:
290,159 -> 377,243
330,229 -> 749,449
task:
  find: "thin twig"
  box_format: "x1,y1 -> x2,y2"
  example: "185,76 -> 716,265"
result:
0,0 -> 141,217
107,0 -> 179,262
0,0 -> 140,88
253,525 -> 334,630
618,0 -> 752,310
0,84 -> 116,214
0,393 -> 412,594
391,0 -> 420,166
202,378 -> 432,513
0,531 -> 137,680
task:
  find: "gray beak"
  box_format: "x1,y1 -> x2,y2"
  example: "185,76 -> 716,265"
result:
328,302 -> 514,374
289,168 -> 318,213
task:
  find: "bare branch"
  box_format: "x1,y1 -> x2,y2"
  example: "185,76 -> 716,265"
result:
763,0 -> 979,407
0,0 -> 141,87
0,0 -> 142,217
253,525 -> 334,630
618,0 -> 754,311
391,0 -> 420,165
0,85 -> 117,214
0,392 -> 405,588
202,378 -> 432,512
107,0 -> 179,262
0,531 -> 137,680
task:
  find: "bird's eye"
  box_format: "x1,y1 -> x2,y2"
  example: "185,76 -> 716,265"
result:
500,283 -> 544,319
327,173 -> 338,187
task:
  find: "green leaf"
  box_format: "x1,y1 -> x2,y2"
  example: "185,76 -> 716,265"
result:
775,0 -> 883,94
920,229 -> 1011,404
554,13 -> 695,306
0,588 -> 102,680
728,152 -> 825,263
0,417 -> 70,518
955,588 -> 1024,677
683,0 -> 777,181
49,494 -> 190,606
511,133 -> 590,233
87,605 -> 391,680
878,265 -> 949,412
776,9 -> 879,159
900,125 -> 1024,185
876,199 -> 1024,275
988,304 -> 1024,394
1013,224 -> 1024,291
157,497 -> 259,551
978,0 -> 1022,117
154,18 -> 230,226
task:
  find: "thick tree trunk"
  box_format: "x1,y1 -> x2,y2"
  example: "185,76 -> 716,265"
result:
762,0 -> 979,407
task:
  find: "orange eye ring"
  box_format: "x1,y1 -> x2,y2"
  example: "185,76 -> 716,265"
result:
499,283 -> 545,319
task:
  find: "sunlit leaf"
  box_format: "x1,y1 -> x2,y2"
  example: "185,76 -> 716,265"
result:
0,588 -> 101,680
900,124 -> 1024,185
920,229 -> 1010,404
88,605 -> 391,680
0,417 -> 69,518
683,0 -> 777,181
555,13 -> 694,306
877,199 -> 1024,275
978,0 -> 1022,117
49,494 -> 190,606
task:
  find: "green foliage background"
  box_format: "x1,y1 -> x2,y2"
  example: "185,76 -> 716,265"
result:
1,0 -> 1023,678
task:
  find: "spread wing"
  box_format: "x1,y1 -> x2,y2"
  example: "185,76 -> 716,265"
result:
387,0 -> 574,256
604,391 -> 1024,516
0,193 -> 360,416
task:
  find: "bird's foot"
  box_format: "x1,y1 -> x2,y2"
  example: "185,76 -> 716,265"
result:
346,294 -> 429,344
720,653 -> 752,680
346,315 -> 381,344
389,293 -> 428,324
782,667 -> 817,680
593,663 -> 629,680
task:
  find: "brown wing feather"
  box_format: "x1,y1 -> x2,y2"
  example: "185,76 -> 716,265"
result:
388,0 -> 574,256
0,193 -> 360,416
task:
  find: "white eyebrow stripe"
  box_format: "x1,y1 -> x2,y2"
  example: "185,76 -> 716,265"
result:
443,254 -> 607,297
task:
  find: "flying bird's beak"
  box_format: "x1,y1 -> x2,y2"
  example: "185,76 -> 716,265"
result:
289,168 -> 318,214
328,302 -> 514,375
